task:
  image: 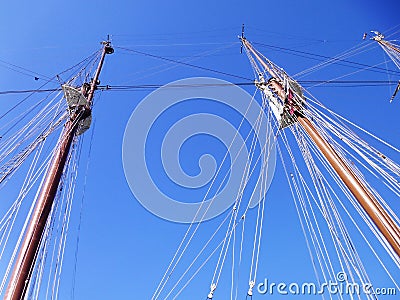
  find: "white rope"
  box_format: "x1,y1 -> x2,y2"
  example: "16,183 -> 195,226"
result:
165,117 -> 278,299
277,142 -> 327,299
293,125 -> 376,299
153,89 -> 261,299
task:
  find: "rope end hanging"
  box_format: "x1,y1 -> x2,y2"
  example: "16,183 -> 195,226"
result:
207,283 -> 217,299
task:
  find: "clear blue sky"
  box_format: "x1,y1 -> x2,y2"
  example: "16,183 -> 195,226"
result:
0,0 -> 399,299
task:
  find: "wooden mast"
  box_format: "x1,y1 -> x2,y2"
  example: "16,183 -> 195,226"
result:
4,41 -> 114,300
241,38 -> 400,258
371,32 -> 400,102
371,31 -> 400,55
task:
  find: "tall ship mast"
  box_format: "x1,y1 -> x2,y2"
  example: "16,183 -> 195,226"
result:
0,28 -> 399,299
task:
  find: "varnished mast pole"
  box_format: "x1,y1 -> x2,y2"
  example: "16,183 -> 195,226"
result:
242,38 -> 400,258
5,41 -> 113,300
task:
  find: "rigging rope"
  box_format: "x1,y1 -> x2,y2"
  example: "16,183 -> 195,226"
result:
115,45 -> 252,81
152,89 -> 260,300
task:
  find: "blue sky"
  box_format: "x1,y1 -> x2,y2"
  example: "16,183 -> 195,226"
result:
1,0 -> 400,299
